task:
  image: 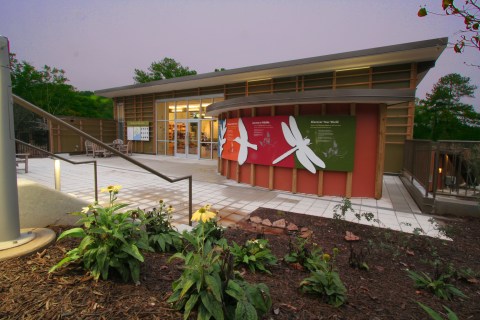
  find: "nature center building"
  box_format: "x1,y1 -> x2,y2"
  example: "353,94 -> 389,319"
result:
96,37 -> 447,199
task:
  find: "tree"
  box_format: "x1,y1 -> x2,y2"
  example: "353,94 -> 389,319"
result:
418,0 -> 479,54
414,73 -> 480,140
133,57 -> 197,83
9,53 -> 113,145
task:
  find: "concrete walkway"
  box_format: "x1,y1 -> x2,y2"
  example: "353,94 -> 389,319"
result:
16,154 -> 443,237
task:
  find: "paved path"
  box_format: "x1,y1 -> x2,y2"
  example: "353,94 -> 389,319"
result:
16,154 -> 443,237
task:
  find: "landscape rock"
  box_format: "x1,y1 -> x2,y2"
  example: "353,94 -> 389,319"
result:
345,231 -> 360,241
272,218 -> 286,228
262,219 -> 272,226
300,229 -> 313,239
287,223 -> 299,231
249,216 -> 263,224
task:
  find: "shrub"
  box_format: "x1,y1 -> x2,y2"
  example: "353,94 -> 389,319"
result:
299,248 -> 347,307
145,200 -> 183,253
49,185 -> 152,283
168,205 -> 271,319
407,270 -> 467,300
284,237 -> 325,272
231,238 -> 277,274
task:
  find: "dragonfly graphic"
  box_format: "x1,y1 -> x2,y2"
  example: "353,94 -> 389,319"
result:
234,118 -> 257,165
218,120 -> 227,156
272,116 -> 325,174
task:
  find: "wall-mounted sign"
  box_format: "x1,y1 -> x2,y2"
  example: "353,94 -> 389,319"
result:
219,116 -> 356,173
126,121 -> 150,141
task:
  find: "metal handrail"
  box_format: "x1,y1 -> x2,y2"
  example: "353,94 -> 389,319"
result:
15,139 -> 99,202
13,94 -> 193,225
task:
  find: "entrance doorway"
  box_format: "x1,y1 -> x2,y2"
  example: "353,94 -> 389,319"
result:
175,120 -> 199,158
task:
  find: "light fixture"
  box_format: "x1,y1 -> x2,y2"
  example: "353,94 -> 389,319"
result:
54,159 -> 61,191
438,167 -> 443,174
335,66 -> 370,72
247,77 -> 272,83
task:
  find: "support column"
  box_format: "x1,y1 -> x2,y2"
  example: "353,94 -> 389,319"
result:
0,36 -> 20,242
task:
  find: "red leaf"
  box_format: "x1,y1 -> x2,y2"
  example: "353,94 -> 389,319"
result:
418,7 -> 427,17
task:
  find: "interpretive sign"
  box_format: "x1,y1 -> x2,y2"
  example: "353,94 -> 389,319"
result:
219,116 -> 356,173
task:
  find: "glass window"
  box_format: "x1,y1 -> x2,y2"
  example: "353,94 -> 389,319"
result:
188,100 -> 201,119
168,102 -> 175,120
176,101 -> 187,119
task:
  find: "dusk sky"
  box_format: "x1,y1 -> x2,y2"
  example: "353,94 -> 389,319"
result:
1,0 -> 479,107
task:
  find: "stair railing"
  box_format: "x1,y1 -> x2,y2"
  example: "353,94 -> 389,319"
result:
13,94 -> 193,225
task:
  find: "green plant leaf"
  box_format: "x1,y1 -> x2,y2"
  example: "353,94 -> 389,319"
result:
183,293 -> 199,320
200,291 -> 224,320
179,278 -> 196,299
417,301 -> 443,320
48,248 -> 80,273
77,235 -> 94,252
226,279 -> 245,301
57,227 -> 86,241
234,300 -> 258,320
121,243 -> 144,262
205,274 -> 222,302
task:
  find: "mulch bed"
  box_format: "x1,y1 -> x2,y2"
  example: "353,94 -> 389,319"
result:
1,208 -> 479,319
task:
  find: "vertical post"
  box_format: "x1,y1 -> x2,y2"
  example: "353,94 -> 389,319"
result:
54,159 -> 61,191
94,161 -> 98,202
188,176 -> 193,226
0,35 -> 21,242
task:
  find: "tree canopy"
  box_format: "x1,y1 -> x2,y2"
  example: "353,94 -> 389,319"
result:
414,73 -> 480,141
10,53 -> 113,118
133,57 -> 197,83
418,0 -> 479,54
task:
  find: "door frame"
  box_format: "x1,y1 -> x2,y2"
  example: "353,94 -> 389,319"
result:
174,119 -> 200,158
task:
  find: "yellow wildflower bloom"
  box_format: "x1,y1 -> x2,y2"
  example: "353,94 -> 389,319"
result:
323,253 -> 331,262
81,206 -> 90,214
100,185 -> 122,193
191,205 -> 216,223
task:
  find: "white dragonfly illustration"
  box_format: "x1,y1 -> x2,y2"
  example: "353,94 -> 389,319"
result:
233,118 -> 257,165
218,120 -> 227,156
272,116 -> 325,174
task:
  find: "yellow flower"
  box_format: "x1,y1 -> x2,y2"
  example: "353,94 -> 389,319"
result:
81,206 -> 90,214
323,253 -> 331,262
191,205 -> 216,223
100,185 -> 122,193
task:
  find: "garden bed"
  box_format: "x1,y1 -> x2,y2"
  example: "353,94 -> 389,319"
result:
1,208 -> 479,319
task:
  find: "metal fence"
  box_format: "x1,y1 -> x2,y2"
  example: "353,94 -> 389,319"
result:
403,139 -> 480,200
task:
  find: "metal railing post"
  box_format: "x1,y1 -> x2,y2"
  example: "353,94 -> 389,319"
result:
188,176 -> 193,226
94,162 -> 98,202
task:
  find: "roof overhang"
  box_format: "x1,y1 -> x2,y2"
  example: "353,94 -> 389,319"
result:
96,38 -> 447,99
205,89 -> 416,116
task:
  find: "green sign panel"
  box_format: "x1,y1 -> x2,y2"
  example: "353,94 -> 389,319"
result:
294,116 -> 356,171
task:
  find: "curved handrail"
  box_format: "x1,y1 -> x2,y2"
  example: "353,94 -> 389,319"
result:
13,94 -> 193,225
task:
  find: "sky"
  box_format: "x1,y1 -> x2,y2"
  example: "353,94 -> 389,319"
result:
1,0 -> 479,108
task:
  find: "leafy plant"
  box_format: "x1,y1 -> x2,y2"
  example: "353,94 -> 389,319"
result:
284,237 -> 325,272
333,197 -> 355,221
299,248 -> 347,307
231,238 -> 277,274
168,205 -> 272,319
407,270 -> 467,300
417,301 -> 459,320
348,242 -> 370,271
190,205 -> 224,247
49,185 -> 152,283
145,200 -> 183,253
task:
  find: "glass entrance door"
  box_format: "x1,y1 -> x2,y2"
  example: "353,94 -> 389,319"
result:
175,120 -> 199,158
